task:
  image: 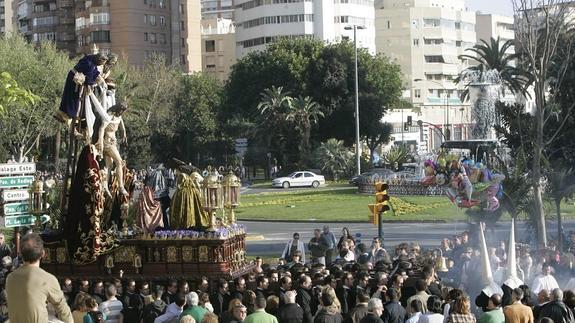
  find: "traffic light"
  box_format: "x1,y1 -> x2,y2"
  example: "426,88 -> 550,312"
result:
406,116 -> 412,126
404,122 -> 409,132
368,182 -> 390,223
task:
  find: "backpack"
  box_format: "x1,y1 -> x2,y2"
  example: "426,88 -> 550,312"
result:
143,303 -> 166,323
87,311 -> 105,323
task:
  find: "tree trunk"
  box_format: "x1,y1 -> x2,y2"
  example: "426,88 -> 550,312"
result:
54,126 -> 61,172
533,84 -> 547,248
557,198 -> 563,252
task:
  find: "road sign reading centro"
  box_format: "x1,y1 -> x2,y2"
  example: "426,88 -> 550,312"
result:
0,163 -> 36,176
1,189 -> 30,202
2,214 -> 50,228
3,202 -> 30,215
0,176 -> 34,189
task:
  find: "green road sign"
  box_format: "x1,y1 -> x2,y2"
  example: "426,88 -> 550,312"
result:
3,202 -> 29,215
3,214 -> 50,228
0,176 -> 34,188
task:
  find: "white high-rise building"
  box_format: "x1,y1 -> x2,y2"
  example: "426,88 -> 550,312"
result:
1,0 -> 15,36
234,0 -> 375,58
375,0 -> 476,151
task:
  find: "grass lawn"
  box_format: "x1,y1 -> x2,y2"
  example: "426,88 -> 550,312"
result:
237,186 -> 575,222
237,187 -> 467,222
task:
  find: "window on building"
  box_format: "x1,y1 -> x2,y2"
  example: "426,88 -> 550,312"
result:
424,55 -> 444,63
413,38 -> 419,46
387,20 -> 391,29
91,30 -> 110,43
159,33 -> 166,44
455,21 -> 461,29
180,21 -> 185,30
144,14 -> 148,24
144,0 -> 148,4
180,4 -> 185,14
456,41 -> 462,47
159,0 -> 166,8
206,64 -> 216,69
150,33 -> 157,43
90,12 -> 110,25
453,126 -> 462,140
414,89 -> 421,98
181,55 -> 186,65
205,40 -> 216,52
150,15 -> 156,25
144,32 -> 148,41
181,38 -> 185,47
423,19 -> 440,27
159,16 -> 166,26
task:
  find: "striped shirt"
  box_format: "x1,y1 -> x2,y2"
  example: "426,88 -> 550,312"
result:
99,298 -> 123,323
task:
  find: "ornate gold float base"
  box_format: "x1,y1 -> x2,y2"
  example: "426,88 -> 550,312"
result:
41,234 -> 254,281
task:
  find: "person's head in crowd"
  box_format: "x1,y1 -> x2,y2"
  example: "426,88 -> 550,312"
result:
519,285 -> 532,305
341,227 -> 351,237
105,284 -> 118,299
285,290 -> 297,304
538,289 -> 550,304
62,277 -> 73,293
461,231 -> 469,244
0,233 -> 6,247
368,297 -> 384,316
314,229 -> 322,238
198,276 -> 209,293
217,278 -> 229,295
563,290 -> 575,309
292,232 -> 300,241
153,284 -> 164,301
113,278 -> 123,295
232,304 -> 247,321
386,288 -> 400,303
488,294 -> 502,309
143,294 -> 154,306
372,237 -> 382,249
175,293 -> 186,308
79,278 -> 90,293
266,295 -> 279,314
139,281 -> 150,296
234,277 -> 246,293
322,286 -> 340,310
323,225 -> 330,234
201,312 -> 218,323
357,243 -> 367,254
228,298 -> 242,312
269,269 -> 279,282
447,289 -> 463,303
299,275 -> 312,290
1,256 -> 11,270
427,295 -> 443,314
167,279 -> 178,295
244,290 -> 257,307
255,256 -> 263,268
321,292 -> 334,307
447,258 -> 455,269
415,279 -> 428,293
540,318 -> 554,323
126,279 -> 136,294
186,291 -> 199,307
93,280 -> 104,296
550,288 -> 563,302
410,299 -> 423,314
391,274 -> 404,288
280,275 -> 292,291
180,315 -> 196,323
512,288 -> 524,303
453,296 -> 471,315
85,296 -> 98,312
256,275 -> 269,290
199,292 -> 210,306
357,272 -> 370,289
179,280 -> 190,294
441,238 -> 450,250
20,233 -> 44,264
74,293 -> 88,312
343,272 -> 354,288
255,296 -> 267,311
357,291 -> 370,305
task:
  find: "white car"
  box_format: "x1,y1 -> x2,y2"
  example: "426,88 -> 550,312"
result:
272,171 -> 325,188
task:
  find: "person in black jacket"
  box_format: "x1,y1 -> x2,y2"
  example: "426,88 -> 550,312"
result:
297,276 -> 314,323
210,278 -> 230,317
336,272 -> 356,317
314,293 -> 344,323
537,288 -> 575,323
122,279 -> 144,322
279,290 -> 304,323
382,288 -> 406,323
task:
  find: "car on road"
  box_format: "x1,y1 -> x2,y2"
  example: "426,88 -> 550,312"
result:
272,171 -> 325,188
349,168 -> 395,186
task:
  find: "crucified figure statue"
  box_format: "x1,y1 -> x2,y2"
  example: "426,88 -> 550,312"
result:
96,102 -> 129,196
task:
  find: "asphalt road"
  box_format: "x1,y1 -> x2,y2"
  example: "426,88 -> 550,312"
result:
241,219 -> 575,257
240,185 -> 350,195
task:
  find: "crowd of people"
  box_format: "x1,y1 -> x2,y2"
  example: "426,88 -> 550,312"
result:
2,223 -> 575,323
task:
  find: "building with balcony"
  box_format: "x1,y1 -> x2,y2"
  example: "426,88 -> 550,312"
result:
74,0 -> 201,73
201,17 -> 235,81
201,0 -> 234,19
375,0 -> 476,151
234,0 -> 376,59
1,0 -> 16,36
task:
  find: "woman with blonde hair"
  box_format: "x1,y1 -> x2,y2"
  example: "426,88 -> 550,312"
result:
447,296 -> 476,323
220,298 -> 243,323
321,286 -> 341,314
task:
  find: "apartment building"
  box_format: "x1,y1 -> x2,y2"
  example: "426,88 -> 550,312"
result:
74,0 -> 201,73
375,0 -> 476,151
1,0 -> 15,36
201,17 -> 235,81
16,0 -> 76,55
234,0 -> 376,58
201,0 -> 234,19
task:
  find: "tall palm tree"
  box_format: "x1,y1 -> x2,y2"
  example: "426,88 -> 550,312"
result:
285,96 -> 324,164
255,86 -> 292,165
457,37 -> 531,101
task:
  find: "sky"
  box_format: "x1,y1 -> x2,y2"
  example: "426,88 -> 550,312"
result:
467,0 -> 515,16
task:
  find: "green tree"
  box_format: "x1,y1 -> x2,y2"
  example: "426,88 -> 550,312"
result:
382,145 -> 410,171
285,96 -> 324,166
313,138 -> 353,180
0,72 -> 38,113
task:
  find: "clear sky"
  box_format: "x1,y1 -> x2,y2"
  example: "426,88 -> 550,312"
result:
467,0 -> 514,16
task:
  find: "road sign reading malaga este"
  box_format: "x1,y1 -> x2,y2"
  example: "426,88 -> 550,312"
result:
0,163 -> 36,176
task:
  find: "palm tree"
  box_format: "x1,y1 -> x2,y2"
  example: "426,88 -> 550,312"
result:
285,96 -> 324,165
457,37 -> 531,100
314,138 -> 353,180
255,86 -> 292,168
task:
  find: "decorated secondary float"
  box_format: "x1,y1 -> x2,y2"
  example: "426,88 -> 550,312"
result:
35,45 -> 254,282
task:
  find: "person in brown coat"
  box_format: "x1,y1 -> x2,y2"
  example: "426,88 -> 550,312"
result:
503,288 -> 534,323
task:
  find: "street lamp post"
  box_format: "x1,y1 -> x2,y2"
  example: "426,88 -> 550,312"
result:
345,24 -> 366,176
413,78 -> 453,140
